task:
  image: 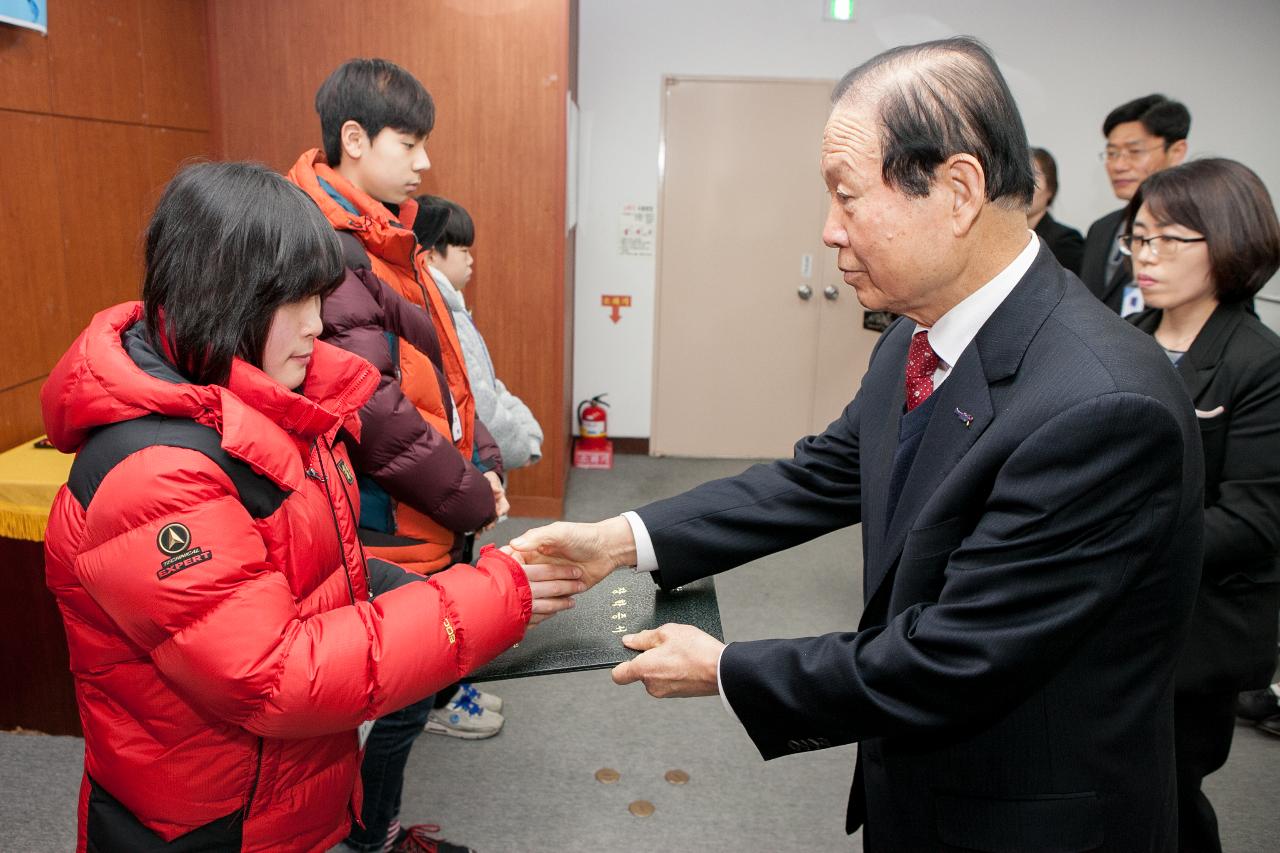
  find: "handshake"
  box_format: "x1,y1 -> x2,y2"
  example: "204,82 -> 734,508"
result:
495,516 -> 724,699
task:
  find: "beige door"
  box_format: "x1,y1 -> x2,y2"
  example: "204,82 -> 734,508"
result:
652,77 -> 880,458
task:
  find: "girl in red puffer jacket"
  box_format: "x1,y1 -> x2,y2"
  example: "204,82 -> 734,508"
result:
41,162 -> 576,853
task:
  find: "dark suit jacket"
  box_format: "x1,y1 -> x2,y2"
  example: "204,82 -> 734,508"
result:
1033,212 -> 1085,275
1080,208 -> 1129,313
1131,303 -> 1280,694
637,245 -> 1204,851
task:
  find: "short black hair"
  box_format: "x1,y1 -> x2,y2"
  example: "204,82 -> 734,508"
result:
1125,159 -> 1280,303
143,162 -> 344,385
1103,94 -> 1190,144
1030,147 -> 1059,206
315,58 -> 435,166
831,36 -> 1035,207
414,195 -> 474,253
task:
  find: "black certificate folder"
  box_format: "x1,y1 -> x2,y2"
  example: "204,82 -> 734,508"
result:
468,575 -> 723,682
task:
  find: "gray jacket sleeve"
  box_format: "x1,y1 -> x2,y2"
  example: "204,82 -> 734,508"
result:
452,306 -> 544,471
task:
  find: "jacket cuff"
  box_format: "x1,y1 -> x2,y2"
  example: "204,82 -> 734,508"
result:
478,543 -> 532,622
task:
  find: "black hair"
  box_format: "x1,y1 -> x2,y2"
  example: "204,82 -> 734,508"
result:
831,36 -> 1035,207
414,195 -> 474,253
1103,94 -> 1190,144
315,58 -> 435,166
1124,159 -> 1280,303
1030,147 -> 1059,206
142,161 -> 345,385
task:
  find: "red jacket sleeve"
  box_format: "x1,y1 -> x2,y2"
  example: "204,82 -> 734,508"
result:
73,446 -> 529,739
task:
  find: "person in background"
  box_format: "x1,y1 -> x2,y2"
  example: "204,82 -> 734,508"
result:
287,57 -> 511,851
1027,147 -> 1084,274
1123,158 -> 1280,852
38,162 -> 575,853
415,195 -> 544,472
410,195 -> 544,742
1081,94 -> 1190,315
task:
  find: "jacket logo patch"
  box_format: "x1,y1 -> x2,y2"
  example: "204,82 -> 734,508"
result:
336,458 -> 356,485
155,523 -> 213,580
157,523 -> 191,555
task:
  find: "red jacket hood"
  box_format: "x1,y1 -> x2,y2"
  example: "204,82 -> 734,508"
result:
287,148 -> 420,273
42,302 -> 378,491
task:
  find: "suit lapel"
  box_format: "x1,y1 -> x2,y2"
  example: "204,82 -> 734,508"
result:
860,323 -> 910,570
1099,209 -> 1131,306
1177,303 -> 1245,404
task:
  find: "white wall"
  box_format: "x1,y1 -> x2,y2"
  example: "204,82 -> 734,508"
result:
573,0 -> 1280,437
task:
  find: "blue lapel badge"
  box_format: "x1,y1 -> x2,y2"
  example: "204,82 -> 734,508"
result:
954,407 -> 974,428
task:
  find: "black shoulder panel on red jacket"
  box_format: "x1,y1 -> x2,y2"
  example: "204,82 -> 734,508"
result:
68,414 -> 288,519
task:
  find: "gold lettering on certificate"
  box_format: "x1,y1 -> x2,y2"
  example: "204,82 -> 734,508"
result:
609,591 -> 628,636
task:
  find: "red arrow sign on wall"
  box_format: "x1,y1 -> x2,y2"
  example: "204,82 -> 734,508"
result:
601,294 -> 632,324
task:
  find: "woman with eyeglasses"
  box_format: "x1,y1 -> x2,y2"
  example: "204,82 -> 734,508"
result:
1122,158 -> 1280,853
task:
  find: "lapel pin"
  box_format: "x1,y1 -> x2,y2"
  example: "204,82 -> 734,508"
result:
954,407 -> 974,428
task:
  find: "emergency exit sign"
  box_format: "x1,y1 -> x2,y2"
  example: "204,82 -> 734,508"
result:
824,0 -> 854,22
602,294 -> 632,324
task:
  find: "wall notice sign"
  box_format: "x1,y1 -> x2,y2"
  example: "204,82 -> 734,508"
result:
602,294 -> 632,324
0,0 -> 47,34
619,203 -> 655,256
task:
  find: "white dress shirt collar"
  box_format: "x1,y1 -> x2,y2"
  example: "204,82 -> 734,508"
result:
915,231 -> 1040,381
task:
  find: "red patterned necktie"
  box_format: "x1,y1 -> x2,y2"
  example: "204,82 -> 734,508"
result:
905,330 -> 940,412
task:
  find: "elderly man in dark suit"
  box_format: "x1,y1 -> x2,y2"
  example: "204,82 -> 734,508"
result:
514,37 -> 1203,851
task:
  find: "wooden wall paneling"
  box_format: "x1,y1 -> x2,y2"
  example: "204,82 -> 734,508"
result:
0,21 -> 52,113
440,0 -> 571,512
48,0 -> 146,124
0,379 -> 50,453
0,111 -> 71,394
145,127 -> 212,206
139,0 -> 212,131
208,0 -> 339,169
53,117 -> 151,335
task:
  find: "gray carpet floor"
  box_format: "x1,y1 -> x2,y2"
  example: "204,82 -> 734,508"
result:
3,456 -> 1277,851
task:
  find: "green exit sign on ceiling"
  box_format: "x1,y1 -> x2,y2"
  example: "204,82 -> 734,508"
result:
825,0 -> 855,22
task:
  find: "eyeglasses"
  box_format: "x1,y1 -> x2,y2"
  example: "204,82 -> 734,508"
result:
1117,234 -> 1207,258
1099,144 -> 1166,164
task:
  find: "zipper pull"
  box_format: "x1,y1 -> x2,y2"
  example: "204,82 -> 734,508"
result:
305,467 -> 325,481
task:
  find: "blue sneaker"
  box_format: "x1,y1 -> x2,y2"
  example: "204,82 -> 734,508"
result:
425,693 -> 504,739
453,682 -> 503,714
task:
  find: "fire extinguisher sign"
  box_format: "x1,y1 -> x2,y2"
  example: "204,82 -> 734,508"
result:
601,294 -> 631,324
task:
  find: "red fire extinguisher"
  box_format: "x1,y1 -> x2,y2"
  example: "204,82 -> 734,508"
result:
577,394 -> 609,445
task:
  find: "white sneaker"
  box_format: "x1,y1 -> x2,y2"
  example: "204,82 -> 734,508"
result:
425,695 -> 504,739
450,682 -> 503,714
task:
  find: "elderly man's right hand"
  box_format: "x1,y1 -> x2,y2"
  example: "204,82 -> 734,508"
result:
509,516 -> 637,592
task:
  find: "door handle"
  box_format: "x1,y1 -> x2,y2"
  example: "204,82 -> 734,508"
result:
823,286 -> 839,301
797,285 -> 813,300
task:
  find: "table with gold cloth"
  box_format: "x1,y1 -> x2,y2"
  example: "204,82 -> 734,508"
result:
0,436 -> 79,734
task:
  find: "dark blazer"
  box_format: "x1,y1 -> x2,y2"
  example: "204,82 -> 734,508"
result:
1080,208 -> 1129,313
1033,211 -> 1085,275
1131,303 -> 1280,694
637,245 -> 1204,851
